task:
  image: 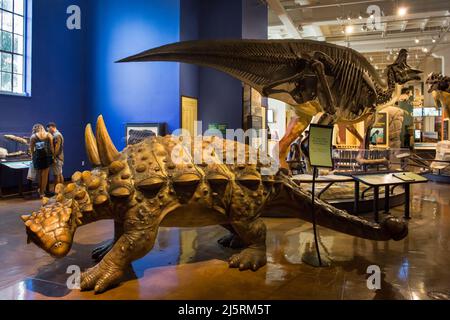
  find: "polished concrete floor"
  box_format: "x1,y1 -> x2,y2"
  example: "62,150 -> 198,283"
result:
0,182 -> 449,300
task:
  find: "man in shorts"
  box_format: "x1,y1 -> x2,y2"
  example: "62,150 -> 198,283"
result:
47,122 -> 64,186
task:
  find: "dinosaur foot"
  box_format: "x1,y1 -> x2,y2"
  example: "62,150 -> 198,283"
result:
80,260 -> 125,294
91,240 -> 114,262
229,247 -> 267,271
218,233 -> 245,249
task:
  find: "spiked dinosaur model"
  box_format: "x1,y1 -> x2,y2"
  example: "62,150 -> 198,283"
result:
427,72 -> 450,118
119,39 -> 422,168
21,116 -> 408,293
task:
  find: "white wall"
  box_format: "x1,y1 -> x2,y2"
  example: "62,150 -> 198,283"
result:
268,98 -> 287,140
433,44 -> 450,76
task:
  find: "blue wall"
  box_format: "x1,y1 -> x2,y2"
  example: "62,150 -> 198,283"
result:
180,0 -> 199,100
86,0 -> 181,150
197,0 -> 244,131
180,0 -> 267,132
1,0 -> 268,188
0,0 -> 87,182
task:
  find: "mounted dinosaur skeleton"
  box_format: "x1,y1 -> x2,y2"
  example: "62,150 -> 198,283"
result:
119,39 -> 422,169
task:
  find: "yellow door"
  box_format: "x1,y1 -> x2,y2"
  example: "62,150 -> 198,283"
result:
181,96 -> 198,137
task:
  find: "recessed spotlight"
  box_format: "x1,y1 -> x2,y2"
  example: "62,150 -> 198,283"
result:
358,14 -> 363,20
345,25 -> 354,34
397,7 -> 408,17
375,65 -> 379,70
415,38 -> 420,44
432,38 -> 436,43
422,47 -> 428,53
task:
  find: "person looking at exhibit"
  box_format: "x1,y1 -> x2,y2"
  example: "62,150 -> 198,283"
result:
47,122 -> 65,186
29,124 -> 55,198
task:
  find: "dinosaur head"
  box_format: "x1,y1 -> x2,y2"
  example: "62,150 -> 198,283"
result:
21,198 -> 81,257
387,49 -> 422,85
21,115 -> 121,258
426,72 -> 446,93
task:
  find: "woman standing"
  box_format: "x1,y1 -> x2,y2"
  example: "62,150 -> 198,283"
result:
30,124 -> 54,198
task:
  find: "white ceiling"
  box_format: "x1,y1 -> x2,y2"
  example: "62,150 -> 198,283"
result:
267,0 -> 450,73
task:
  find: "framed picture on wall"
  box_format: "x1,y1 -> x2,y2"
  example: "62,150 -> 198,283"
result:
125,123 -> 167,146
370,112 -> 388,147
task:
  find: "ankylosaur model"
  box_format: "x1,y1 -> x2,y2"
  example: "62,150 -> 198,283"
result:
21,116 -> 408,293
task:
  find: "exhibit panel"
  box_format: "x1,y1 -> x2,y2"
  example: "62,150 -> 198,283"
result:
0,0 -> 450,304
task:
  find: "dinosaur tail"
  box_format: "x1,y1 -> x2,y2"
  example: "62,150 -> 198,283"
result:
278,174 -> 408,241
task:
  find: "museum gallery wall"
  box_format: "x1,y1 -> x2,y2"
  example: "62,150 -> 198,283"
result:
0,0 -> 268,184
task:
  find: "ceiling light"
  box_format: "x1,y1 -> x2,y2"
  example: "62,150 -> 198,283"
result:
432,38 -> 436,43
397,7 -> 408,17
345,25 -> 354,34
369,56 -> 373,62
347,16 -> 351,21
422,47 -> 428,53
358,14 -> 363,20
415,38 -> 420,44
375,65 -> 379,70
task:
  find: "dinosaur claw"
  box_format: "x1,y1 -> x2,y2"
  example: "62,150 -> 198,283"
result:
81,261 -> 124,293
229,247 -> 266,271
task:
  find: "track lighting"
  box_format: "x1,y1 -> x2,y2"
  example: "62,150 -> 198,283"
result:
397,7 -> 407,17
345,25 -> 354,34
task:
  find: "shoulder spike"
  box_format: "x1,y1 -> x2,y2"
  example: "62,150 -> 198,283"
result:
85,124 -> 101,167
96,115 -> 120,166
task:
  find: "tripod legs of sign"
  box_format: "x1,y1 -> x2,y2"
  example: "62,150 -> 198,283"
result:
301,166 -> 331,267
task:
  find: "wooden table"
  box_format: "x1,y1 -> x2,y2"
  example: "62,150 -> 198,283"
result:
351,172 -> 428,222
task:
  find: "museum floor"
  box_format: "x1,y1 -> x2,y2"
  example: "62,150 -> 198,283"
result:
0,182 -> 449,300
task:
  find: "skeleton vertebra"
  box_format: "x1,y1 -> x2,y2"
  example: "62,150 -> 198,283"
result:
119,40 -> 421,169
21,116 -> 408,293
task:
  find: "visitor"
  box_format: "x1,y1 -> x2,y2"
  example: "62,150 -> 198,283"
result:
46,122 -> 65,186
30,124 -> 55,198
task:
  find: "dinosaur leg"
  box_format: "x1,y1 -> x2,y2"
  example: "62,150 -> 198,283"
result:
279,115 -> 311,170
311,53 -> 336,115
91,221 -> 124,261
228,219 -> 267,271
218,224 -> 245,249
346,124 -> 364,146
81,210 -> 160,293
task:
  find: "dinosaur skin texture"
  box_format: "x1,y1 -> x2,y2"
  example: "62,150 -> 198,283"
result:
21,116 -> 408,293
427,72 -> 450,118
119,39 -> 422,169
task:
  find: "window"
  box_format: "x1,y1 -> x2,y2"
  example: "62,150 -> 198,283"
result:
1,0 -> 26,95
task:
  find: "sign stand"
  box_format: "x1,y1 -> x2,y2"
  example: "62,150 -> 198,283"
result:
301,124 -> 333,268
